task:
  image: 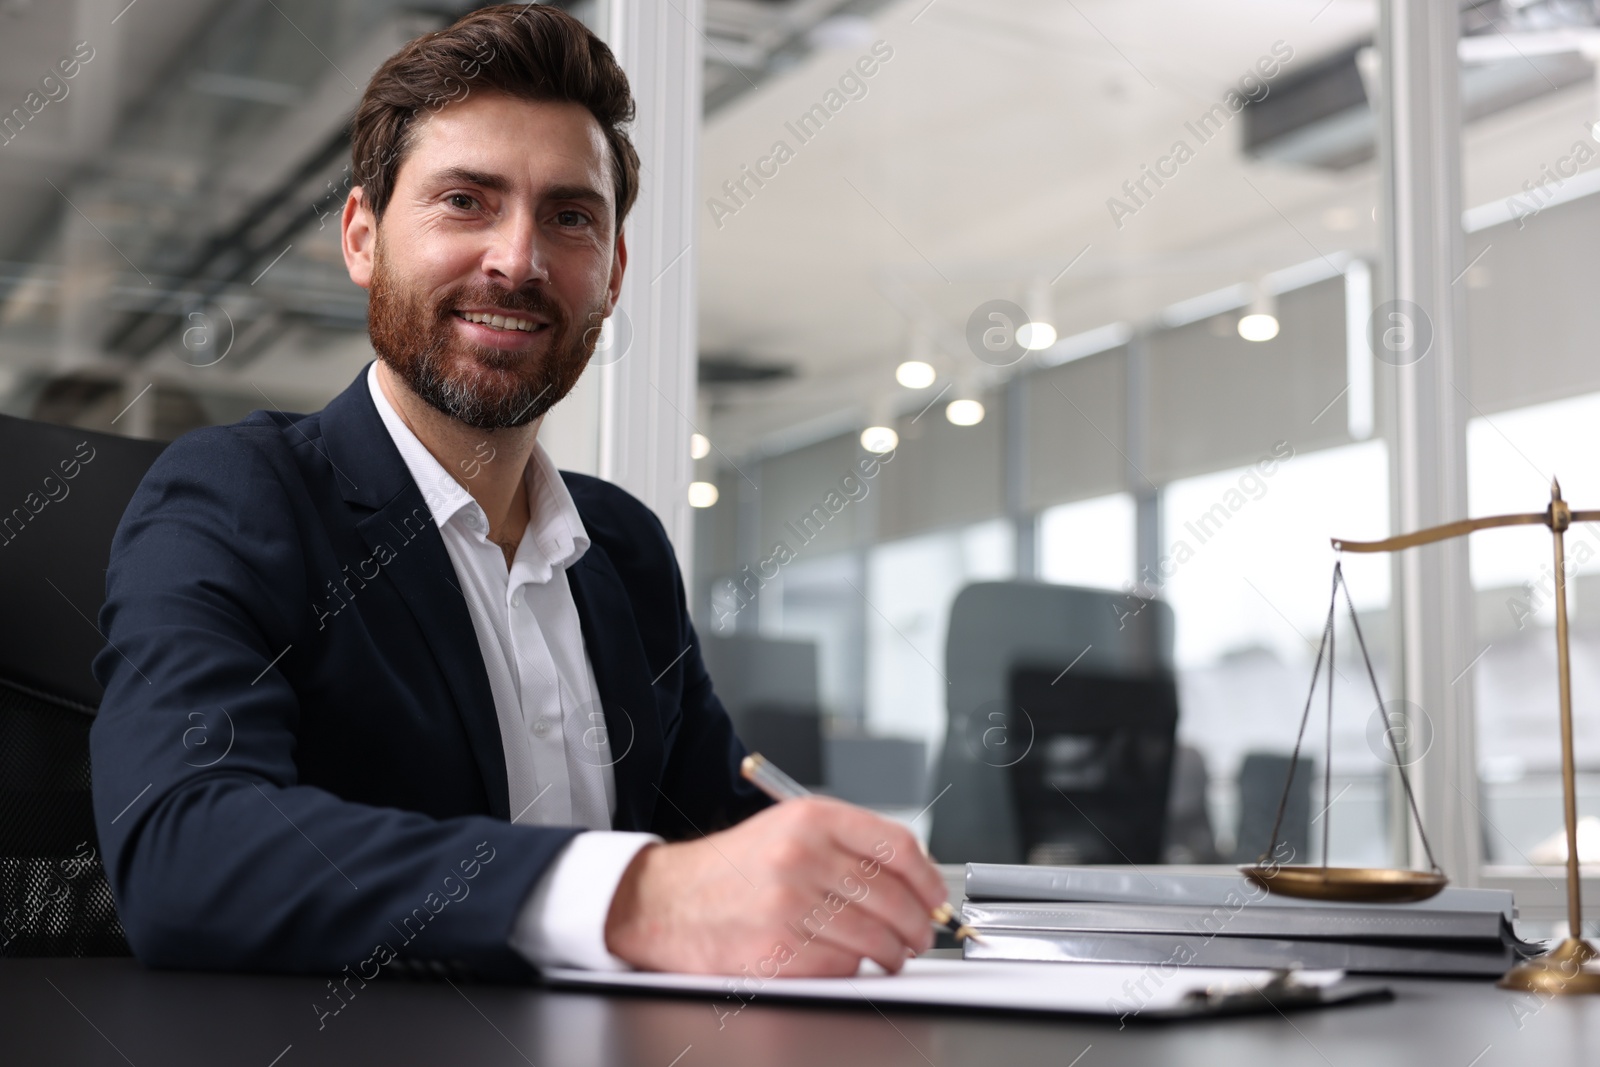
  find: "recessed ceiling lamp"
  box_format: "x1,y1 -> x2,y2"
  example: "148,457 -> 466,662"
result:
1020,276 -> 1057,351
690,432 -> 711,460
895,361 -> 936,389
860,424 -> 899,453
1237,285 -> 1280,342
946,398 -> 985,426
688,481 -> 720,508
1017,321 -> 1057,351
897,326 -> 937,389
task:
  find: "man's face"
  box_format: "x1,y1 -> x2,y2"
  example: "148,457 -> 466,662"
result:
345,92 -> 626,430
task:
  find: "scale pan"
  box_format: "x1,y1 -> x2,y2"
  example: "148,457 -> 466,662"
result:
1238,865 -> 1448,903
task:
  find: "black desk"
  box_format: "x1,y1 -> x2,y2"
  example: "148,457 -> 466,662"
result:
5,956 -> 1598,1066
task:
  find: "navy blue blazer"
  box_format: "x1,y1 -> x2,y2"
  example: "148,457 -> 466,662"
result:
90,362 -> 768,980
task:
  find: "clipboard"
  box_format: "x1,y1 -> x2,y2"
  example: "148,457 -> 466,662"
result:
543,958 -> 1391,1022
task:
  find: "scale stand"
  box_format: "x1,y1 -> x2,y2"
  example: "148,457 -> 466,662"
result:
1327,480 -> 1600,994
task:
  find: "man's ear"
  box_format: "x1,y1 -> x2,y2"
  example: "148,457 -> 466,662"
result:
342,188 -> 376,289
603,228 -> 628,316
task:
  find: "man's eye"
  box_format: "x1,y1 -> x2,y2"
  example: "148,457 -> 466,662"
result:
555,210 -> 590,227
446,193 -> 479,211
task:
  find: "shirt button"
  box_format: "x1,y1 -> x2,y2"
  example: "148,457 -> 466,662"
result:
532,718 -> 549,738
510,589 -> 523,608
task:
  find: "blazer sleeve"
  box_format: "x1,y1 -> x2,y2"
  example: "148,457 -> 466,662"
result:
90,427 -> 575,980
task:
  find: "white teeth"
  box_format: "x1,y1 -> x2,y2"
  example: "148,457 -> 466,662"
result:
460,310 -> 539,332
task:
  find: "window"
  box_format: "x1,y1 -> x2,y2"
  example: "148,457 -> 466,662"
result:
864,520 -> 1015,756
1037,494 -> 1137,591
1466,392 -> 1600,870
1161,441 -> 1391,864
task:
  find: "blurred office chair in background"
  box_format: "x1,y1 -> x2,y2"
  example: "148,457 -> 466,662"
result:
29,373 -> 212,441
1005,665 -> 1179,866
1231,751 -> 1316,865
929,581 -> 1176,865
701,633 -> 826,786
701,631 -> 928,804
1164,744 -> 1222,864
731,704 -> 825,788
0,412 -> 165,956
821,732 -> 927,809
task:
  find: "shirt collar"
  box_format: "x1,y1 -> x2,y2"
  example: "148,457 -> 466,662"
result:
366,361 -> 589,580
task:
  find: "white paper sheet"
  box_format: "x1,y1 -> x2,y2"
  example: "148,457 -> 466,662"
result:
544,958 -> 1366,1020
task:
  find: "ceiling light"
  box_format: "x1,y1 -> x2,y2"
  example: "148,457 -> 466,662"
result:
690,432 -> 711,460
946,398 -> 985,426
1238,313 -> 1279,342
1238,285 -> 1279,342
895,360 -> 936,389
861,425 -> 899,453
1017,321 -> 1057,351
1019,276 -> 1057,353
688,481 -> 719,508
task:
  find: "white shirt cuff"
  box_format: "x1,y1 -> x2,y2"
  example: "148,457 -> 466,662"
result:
509,831 -> 661,971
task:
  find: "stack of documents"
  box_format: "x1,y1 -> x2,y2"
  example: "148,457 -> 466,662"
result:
960,864 -> 1542,977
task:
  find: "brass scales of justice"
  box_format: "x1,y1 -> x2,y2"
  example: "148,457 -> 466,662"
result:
1237,479 -> 1600,994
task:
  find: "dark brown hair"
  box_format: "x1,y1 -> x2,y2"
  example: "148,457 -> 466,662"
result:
349,4 -> 639,227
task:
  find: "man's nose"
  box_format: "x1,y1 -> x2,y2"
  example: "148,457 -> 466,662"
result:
480,212 -> 549,290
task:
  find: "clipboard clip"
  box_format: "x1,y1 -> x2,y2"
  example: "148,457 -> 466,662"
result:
1182,968 -> 1336,1012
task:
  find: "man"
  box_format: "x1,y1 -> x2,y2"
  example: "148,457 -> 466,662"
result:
90,5 -> 946,982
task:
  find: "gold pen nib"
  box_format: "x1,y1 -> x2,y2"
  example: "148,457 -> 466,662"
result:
931,902 -> 983,943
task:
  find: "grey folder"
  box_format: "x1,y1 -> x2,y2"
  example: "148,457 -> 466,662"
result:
962,900 -> 1510,942
961,864 -> 1541,977
962,928 -> 1529,977
965,863 -> 1517,920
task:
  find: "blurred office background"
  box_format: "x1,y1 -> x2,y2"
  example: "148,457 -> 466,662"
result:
2,1 -> 1598,908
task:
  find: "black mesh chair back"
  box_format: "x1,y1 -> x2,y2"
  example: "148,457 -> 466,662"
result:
0,411 -> 168,956
931,582 -> 1175,864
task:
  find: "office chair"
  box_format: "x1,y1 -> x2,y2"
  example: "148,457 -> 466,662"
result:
730,703 -> 825,787
1164,744 -> 1221,863
0,411 -> 167,956
1231,751 -> 1316,865
701,632 -> 827,784
929,581 -> 1176,865
1005,665 -> 1179,865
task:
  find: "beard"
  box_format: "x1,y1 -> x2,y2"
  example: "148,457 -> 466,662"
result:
366,241 -> 605,430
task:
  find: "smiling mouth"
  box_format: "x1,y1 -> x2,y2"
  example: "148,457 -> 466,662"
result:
453,309 -> 550,333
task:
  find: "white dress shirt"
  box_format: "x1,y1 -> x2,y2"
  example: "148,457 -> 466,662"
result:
367,362 -> 656,970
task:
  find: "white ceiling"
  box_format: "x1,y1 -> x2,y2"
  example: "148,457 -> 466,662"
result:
695,0 -> 1410,457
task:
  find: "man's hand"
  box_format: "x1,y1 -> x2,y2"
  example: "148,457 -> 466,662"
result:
603,796 -> 948,977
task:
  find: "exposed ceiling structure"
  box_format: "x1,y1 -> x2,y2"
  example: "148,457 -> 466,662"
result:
0,0 -> 913,437
2,0 -> 1599,453
703,0 -> 904,114
0,0 -> 483,433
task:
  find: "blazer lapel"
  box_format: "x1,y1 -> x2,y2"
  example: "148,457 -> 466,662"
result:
567,543 -> 662,833
320,364 -> 511,820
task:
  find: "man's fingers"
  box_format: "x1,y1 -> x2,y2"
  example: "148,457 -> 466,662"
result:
841,864 -> 935,953
776,937 -> 863,978
804,904 -> 915,974
815,801 -> 948,911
